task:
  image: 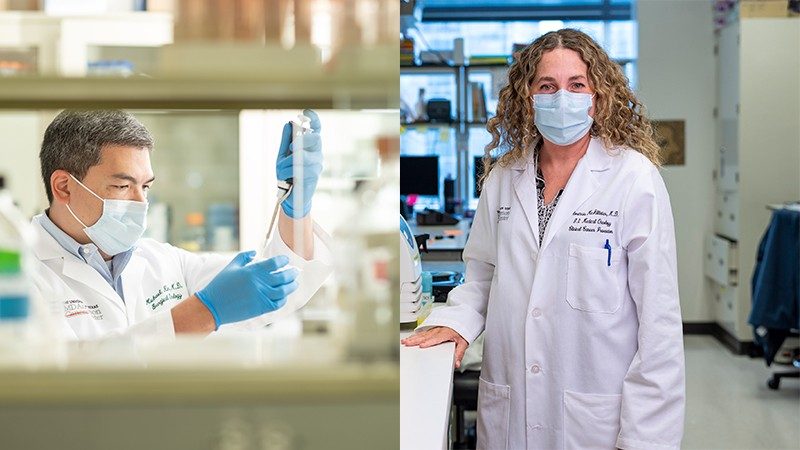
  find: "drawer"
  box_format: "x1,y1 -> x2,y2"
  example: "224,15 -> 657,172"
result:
704,234 -> 738,286
715,192 -> 739,240
711,282 -> 737,337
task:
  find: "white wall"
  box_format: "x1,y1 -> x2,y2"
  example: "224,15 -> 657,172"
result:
0,112 -> 51,218
637,0 -> 718,322
735,18 -> 800,340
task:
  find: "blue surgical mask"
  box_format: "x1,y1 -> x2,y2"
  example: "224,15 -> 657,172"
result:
533,89 -> 594,146
66,174 -> 148,256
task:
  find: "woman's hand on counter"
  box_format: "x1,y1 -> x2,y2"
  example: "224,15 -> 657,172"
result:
401,327 -> 469,369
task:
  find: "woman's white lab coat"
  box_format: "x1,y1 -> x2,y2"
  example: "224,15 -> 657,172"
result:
29,214 -> 333,342
422,138 -> 685,450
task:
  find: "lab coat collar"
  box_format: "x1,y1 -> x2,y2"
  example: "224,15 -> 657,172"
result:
540,138 -> 609,251
512,137 -> 612,250
31,214 -> 71,261
512,162 -> 541,248
508,136 -> 613,171
31,214 -> 126,314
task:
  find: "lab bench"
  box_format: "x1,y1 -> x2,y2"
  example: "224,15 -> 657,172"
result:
409,219 -> 472,261
400,331 -> 456,450
0,335 -> 399,450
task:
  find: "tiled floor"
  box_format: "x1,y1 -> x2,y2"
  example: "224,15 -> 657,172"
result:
683,335 -> 799,450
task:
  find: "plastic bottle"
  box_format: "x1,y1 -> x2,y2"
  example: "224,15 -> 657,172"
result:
0,176 -> 34,366
417,271 -> 434,327
0,176 -> 63,368
416,88 -> 428,122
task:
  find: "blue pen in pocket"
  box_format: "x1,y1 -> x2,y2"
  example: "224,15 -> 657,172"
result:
603,239 -> 612,267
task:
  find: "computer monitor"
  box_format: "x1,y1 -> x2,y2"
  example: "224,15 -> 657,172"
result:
474,155 -> 496,198
401,155 -> 440,196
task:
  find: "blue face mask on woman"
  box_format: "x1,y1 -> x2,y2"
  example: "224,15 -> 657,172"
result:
66,174 -> 148,256
533,89 -> 594,146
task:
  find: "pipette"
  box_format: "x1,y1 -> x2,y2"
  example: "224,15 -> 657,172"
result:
261,114 -> 311,257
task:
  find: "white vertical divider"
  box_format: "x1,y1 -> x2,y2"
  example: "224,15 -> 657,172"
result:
239,110 -> 278,253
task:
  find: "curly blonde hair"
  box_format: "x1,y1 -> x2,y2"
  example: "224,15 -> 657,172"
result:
481,28 -> 661,186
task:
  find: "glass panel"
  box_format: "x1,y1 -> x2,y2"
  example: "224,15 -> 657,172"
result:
467,126 -> 495,210
465,70 -> 498,121
400,125 -> 458,210
400,72 -> 457,123
417,20 -> 637,62
136,111 -> 240,252
607,20 -> 638,59
424,0 -> 605,6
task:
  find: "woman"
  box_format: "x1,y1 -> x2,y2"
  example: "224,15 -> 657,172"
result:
402,29 -> 685,450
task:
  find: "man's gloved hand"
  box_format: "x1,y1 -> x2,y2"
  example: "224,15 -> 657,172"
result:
276,108 -> 323,218
196,251 -> 299,329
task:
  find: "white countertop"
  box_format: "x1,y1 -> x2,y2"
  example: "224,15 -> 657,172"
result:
400,331 -> 456,450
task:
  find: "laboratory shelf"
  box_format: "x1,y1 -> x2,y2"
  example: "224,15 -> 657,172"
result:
0,76 -> 399,110
400,64 -> 459,74
0,362 -> 398,406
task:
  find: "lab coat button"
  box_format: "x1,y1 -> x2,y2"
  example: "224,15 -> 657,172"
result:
530,364 -> 541,374
531,308 -> 542,318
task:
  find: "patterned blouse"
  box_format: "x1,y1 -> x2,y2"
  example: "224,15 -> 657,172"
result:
536,162 -> 564,244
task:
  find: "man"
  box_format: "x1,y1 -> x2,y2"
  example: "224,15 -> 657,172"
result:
32,109 -> 331,341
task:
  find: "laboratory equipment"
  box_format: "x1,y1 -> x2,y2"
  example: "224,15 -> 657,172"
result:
400,155 -> 439,196
400,214 -> 422,324
426,98 -> 452,123
415,88 -> 427,122
207,202 -> 238,252
0,186 -> 30,341
444,176 -> 457,213
262,113 -> 311,256
0,175 -> 63,368
416,271 -> 433,326
331,136 -> 399,360
415,208 -> 458,226
180,212 -> 205,252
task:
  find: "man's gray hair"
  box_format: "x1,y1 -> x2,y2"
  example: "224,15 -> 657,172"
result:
40,110 -> 154,203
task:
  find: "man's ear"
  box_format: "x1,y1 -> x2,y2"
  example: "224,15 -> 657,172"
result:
50,170 -> 72,204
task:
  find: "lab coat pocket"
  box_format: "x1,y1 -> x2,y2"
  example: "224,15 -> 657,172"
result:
476,377 -> 511,450
563,390 -> 622,450
566,243 -> 622,313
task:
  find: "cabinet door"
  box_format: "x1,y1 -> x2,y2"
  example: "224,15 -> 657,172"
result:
718,119 -> 739,192
715,192 -> 739,240
715,23 -> 740,194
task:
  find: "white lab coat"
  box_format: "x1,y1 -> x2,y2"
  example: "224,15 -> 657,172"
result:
29,214 -> 333,342
422,138 -> 685,450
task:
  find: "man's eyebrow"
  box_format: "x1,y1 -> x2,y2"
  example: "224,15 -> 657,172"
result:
110,173 -> 156,184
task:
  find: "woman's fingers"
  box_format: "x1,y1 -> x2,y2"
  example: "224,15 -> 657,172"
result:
402,328 -> 442,346
402,328 -> 471,369
418,327 -> 459,348
454,336 -> 469,369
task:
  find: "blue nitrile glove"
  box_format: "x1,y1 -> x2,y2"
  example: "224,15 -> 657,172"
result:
196,251 -> 299,329
276,109 -> 323,218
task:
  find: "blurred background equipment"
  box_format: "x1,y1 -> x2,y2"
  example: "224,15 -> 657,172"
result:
0,1 -> 400,449
399,214 -> 422,324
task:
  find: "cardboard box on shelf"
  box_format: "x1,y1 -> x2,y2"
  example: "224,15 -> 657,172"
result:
740,0 -> 790,18
0,0 -> 40,10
